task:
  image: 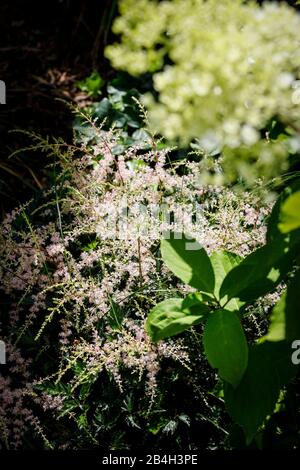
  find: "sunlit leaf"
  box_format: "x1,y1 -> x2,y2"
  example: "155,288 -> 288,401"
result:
146,296 -> 209,342
161,233 -> 215,293
203,309 -> 248,388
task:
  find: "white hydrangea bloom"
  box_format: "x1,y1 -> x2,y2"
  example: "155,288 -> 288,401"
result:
106,0 -> 300,183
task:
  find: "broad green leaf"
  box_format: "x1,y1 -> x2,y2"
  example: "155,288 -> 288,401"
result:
263,292 -> 287,342
264,270 -> 300,343
224,341 -> 298,444
203,309 -> 248,388
161,233 -> 215,293
267,178 -> 300,243
279,191 -> 300,234
220,238 -> 296,304
209,251 -> 243,310
92,98 -> 112,119
146,296 -> 209,342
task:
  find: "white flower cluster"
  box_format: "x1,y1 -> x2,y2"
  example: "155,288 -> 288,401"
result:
106,0 -> 300,182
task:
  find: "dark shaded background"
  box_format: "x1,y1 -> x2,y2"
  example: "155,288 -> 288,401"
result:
0,0 -> 117,215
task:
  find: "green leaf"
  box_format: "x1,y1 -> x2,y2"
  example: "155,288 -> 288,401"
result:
127,159 -> 147,172
224,341 -> 298,444
82,239 -> 99,252
146,296 -> 209,342
264,270 -> 300,342
92,98 -> 112,120
263,292 -> 287,342
279,191 -> 300,234
203,309 -> 248,388
220,238 -> 296,304
132,129 -> 151,144
267,178 -> 300,243
209,251 -> 243,310
77,71 -> 105,98
161,233 -> 215,293
107,301 -> 124,330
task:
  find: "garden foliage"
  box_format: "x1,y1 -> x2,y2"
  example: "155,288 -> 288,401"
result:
1,0 -> 300,453
0,123 -> 274,449
146,180 -> 300,444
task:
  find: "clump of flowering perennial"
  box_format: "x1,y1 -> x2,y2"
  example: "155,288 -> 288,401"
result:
62,320 -> 190,400
105,0 -> 300,183
0,129 -> 271,448
0,343 -> 50,449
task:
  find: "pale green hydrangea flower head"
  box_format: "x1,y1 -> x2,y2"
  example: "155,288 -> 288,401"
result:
105,0 -> 300,184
